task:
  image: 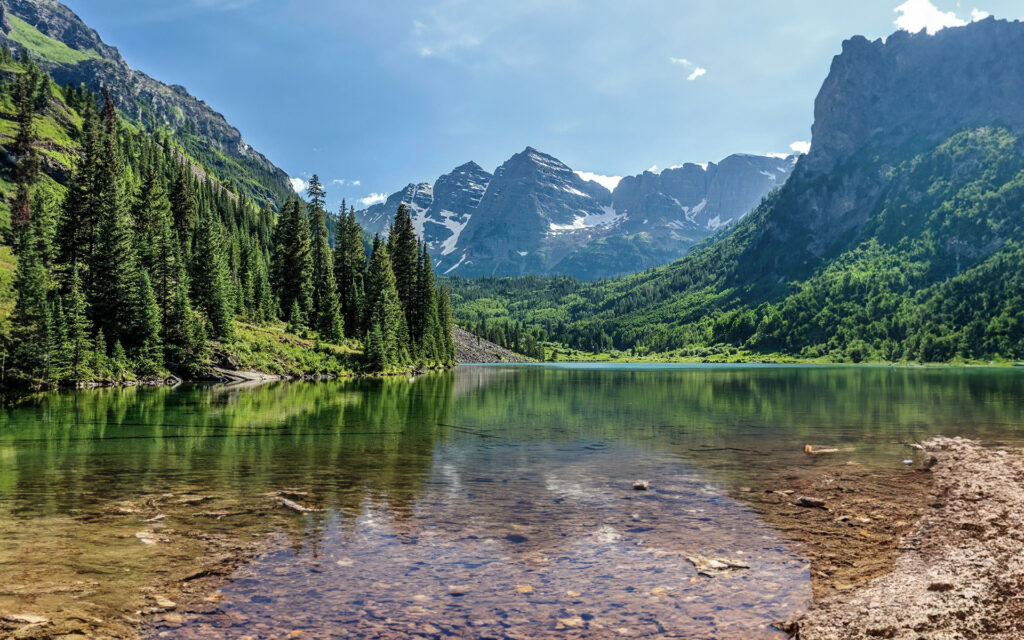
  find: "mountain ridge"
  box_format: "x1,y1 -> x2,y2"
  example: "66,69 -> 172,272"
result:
0,0 -> 293,208
358,146 -> 796,280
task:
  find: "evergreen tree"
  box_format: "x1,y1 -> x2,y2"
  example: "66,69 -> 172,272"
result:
48,298 -> 70,383
89,90 -> 139,349
190,211 -> 234,339
387,204 -> 420,338
364,236 -> 408,369
270,197 -> 313,321
170,166 -> 198,251
8,60 -> 40,235
306,175 -> 343,341
437,287 -> 456,365
56,99 -> 102,273
10,221 -> 51,382
92,329 -> 109,380
335,205 -> 366,338
133,270 -> 163,375
164,267 -> 210,375
417,243 -> 441,365
64,266 -> 93,380
286,298 -> 306,337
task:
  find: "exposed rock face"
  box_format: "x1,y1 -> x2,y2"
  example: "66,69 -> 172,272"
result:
735,18 -> 1024,285
357,147 -> 794,280
0,0 -> 292,208
453,326 -> 530,364
612,154 -> 796,240
806,18 -> 1024,175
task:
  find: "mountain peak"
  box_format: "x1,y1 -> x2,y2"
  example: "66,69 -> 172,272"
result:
453,160 -> 485,173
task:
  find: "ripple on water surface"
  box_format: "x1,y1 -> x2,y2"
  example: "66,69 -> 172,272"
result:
159,443 -> 811,639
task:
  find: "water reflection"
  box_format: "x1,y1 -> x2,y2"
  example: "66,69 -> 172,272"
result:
1,365 -> 1023,638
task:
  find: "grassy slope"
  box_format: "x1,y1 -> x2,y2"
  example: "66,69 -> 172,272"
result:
222,322 -> 362,377
5,15 -> 100,65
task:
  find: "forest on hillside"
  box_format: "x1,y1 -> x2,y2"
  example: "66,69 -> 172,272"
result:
0,50 -> 455,388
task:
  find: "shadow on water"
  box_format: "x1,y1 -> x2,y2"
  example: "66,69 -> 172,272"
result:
1,365 -> 1023,637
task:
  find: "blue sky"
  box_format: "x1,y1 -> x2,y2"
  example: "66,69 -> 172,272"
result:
62,0 -> 1023,209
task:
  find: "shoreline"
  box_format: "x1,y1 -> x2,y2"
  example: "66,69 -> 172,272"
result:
780,437 -> 1024,638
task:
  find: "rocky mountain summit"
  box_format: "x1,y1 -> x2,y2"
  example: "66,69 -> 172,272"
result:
358,147 -> 795,280
741,17 -> 1024,284
0,0 -> 292,208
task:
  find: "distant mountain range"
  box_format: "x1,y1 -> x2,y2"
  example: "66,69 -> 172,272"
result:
357,149 -> 796,280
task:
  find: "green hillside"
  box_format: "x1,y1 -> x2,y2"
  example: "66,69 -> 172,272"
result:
0,52 -> 456,388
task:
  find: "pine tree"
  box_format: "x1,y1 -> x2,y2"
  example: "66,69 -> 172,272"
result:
170,166 -> 198,251
89,90 -> 139,349
437,287 -> 456,365
64,266 -> 93,380
92,329 -> 109,380
417,243 -> 441,365
8,61 -> 40,234
110,341 -> 129,381
10,221 -> 51,382
56,99 -> 102,273
48,298 -> 71,383
133,270 -> 163,376
335,205 -> 367,338
306,175 -> 343,341
364,237 -> 408,369
286,298 -> 306,337
270,197 -> 313,322
164,267 -> 210,375
190,211 -> 234,339
387,204 -> 420,338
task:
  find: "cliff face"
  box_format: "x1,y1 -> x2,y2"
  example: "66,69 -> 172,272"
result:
734,18 -> 1024,282
807,18 -> 1024,175
0,0 -> 292,208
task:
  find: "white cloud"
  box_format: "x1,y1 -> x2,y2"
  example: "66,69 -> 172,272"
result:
359,193 -> 388,207
352,180 -> 361,186
790,140 -> 811,155
331,179 -> 346,186
669,57 -> 708,81
647,165 -> 659,173
971,8 -> 990,21
290,177 -> 308,193
575,171 -> 623,192
894,0 -> 966,34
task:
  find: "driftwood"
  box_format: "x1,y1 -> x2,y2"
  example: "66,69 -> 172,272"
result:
804,445 -> 840,455
274,496 -> 321,513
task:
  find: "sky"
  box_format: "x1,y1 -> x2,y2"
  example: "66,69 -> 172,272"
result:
60,0 -> 1023,209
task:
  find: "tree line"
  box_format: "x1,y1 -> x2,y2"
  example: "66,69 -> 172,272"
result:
2,53 -> 454,387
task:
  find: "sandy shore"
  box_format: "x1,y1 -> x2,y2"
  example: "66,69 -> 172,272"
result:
789,437 -> 1024,639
